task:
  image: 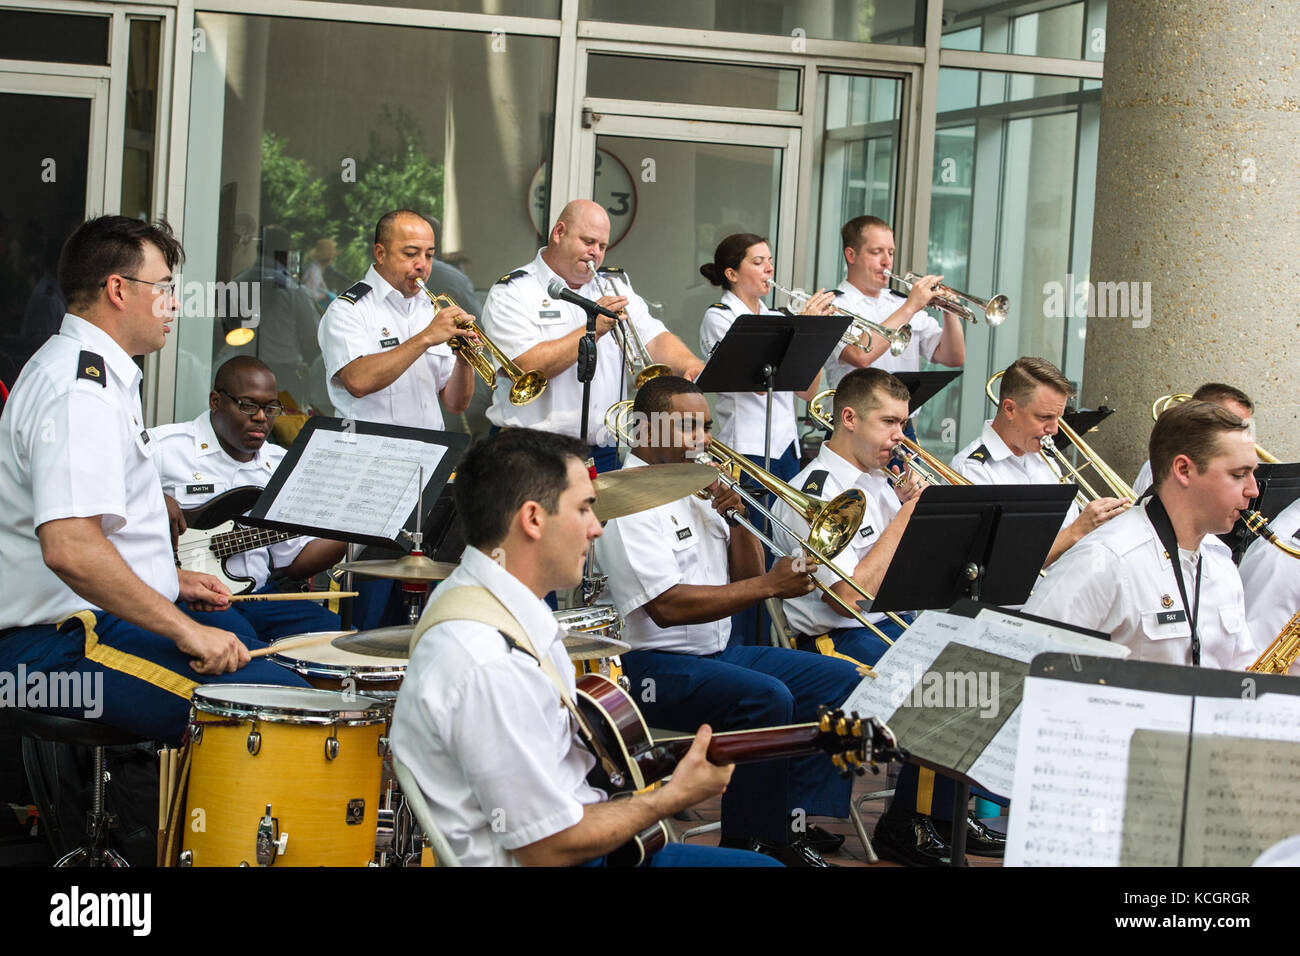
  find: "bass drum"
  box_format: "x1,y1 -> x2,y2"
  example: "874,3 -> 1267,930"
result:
180,684 -> 387,867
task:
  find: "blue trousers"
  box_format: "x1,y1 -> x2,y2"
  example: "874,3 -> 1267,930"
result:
583,842 -> 782,867
0,610 -> 310,745
728,441 -> 799,647
185,583 -> 340,643
620,644 -> 860,845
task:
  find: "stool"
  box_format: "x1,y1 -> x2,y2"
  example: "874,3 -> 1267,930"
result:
0,708 -> 147,867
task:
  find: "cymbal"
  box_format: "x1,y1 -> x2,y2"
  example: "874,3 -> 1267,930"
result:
562,631 -> 632,661
592,462 -> 718,522
336,554 -> 459,582
333,626 -> 413,660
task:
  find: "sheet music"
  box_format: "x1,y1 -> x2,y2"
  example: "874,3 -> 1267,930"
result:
1005,679 -> 1191,867
263,429 -> 448,540
842,611 -> 1122,797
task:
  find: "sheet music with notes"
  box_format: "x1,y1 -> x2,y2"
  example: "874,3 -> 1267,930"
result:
1007,680 -> 1300,867
262,428 -> 448,540
842,611 -> 1124,798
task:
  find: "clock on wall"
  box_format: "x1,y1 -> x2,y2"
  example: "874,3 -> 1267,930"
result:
528,147 -> 638,249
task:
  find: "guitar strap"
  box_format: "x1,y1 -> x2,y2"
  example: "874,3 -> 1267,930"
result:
413,587 -> 626,784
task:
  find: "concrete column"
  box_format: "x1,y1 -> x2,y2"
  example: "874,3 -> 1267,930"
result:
1084,0 -> 1300,480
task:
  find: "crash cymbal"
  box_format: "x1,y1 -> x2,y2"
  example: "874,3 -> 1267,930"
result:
592,462 -> 717,522
336,554 -> 459,582
562,631 -> 632,661
333,626 -> 414,660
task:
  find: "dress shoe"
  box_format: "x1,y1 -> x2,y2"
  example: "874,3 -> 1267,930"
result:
937,813 -> 1006,858
802,824 -> 845,854
871,811 -> 965,867
720,836 -> 836,867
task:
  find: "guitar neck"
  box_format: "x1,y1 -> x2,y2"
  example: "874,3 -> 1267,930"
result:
638,724 -> 826,780
210,526 -> 299,558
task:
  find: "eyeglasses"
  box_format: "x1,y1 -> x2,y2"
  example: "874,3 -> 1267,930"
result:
107,275 -> 178,297
218,389 -> 284,420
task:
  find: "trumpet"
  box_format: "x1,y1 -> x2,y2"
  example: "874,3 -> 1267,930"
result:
807,389 -> 969,487
985,370 -> 1136,506
884,269 -> 1008,327
767,279 -> 911,357
415,280 -> 547,406
605,400 -> 907,645
588,262 -> 671,388
1151,392 -> 1279,464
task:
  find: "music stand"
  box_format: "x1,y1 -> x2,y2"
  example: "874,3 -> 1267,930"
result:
868,483 -> 1077,611
1222,461 -> 1300,561
695,314 -> 849,474
1057,406 -> 1115,452
892,370 -> 962,416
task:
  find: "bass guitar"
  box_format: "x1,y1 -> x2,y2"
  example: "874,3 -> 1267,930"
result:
574,673 -> 902,865
175,486 -> 300,594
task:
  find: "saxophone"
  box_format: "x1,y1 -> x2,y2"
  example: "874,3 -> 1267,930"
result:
1248,608 -> 1300,674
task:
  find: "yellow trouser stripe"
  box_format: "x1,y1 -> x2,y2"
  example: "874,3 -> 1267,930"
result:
917,768 -> 935,815
61,609 -> 198,700
814,635 -> 865,668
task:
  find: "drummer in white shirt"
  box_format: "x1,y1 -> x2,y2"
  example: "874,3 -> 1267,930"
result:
823,215 -> 964,391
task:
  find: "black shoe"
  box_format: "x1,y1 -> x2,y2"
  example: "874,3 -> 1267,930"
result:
803,824 -> 845,854
872,811 -> 964,867
937,813 -> 1006,858
720,836 -> 836,867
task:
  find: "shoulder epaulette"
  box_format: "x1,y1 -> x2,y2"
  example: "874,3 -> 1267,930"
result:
495,269 -> 527,285
709,302 -> 727,311
76,350 -> 106,387
966,444 -> 990,462
337,281 -> 371,305
800,469 -> 829,495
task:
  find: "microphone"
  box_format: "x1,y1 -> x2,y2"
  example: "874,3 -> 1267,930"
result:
546,278 -> 620,319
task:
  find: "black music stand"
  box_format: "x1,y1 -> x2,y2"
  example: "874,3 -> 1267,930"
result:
1058,405 -> 1115,451
868,483 -> 1077,611
893,370 -> 962,416
1223,461 -> 1300,562
695,315 -> 849,474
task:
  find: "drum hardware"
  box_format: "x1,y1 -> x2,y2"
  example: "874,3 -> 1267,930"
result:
346,799 -> 365,825
767,279 -> 911,356
415,279 -> 547,405
1152,392 -> 1279,464
883,269 -> 1008,327
588,261 -> 671,387
256,804 -> 287,866
246,729 -> 261,755
178,850 -> 192,867
325,732 -> 340,761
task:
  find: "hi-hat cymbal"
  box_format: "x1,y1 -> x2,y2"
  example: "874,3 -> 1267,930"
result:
593,462 -> 717,522
336,554 -> 459,582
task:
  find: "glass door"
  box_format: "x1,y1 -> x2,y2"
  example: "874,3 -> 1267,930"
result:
577,115 -> 799,356
0,72 -> 108,386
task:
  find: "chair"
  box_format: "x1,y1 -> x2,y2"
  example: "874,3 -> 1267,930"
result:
0,708 -> 146,866
390,756 -> 461,867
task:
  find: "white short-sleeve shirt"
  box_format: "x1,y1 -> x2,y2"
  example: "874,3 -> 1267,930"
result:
0,314 -> 178,628
951,420 -> 1081,530
595,454 -> 734,654
148,412 -> 312,592
823,281 -> 943,390
480,251 -> 667,446
699,291 -> 800,457
317,264 -> 457,430
1023,499 -> 1258,670
1239,497 -> 1300,668
771,444 -> 900,636
389,545 -> 606,867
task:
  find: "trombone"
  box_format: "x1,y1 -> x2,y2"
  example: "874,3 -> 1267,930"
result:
1151,392 -> 1279,464
587,262 -> 671,388
605,400 -> 907,646
884,270 -> 1009,327
415,280 -> 547,406
985,370 -> 1136,506
807,389 -> 970,487
766,279 -> 912,357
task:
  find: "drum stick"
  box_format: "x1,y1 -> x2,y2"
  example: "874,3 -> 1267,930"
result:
227,591 -> 358,603
248,629 -> 358,658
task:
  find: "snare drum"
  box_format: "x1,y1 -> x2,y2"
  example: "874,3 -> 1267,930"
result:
268,627 -> 412,701
181,684 -> 387,867
554,605 -> 628,683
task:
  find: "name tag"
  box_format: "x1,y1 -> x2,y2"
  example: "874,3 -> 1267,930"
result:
139,430 -> 151,445
675,528 -> 693,541
858,525 -> 876,539
1156,610 -> 1187,625
186,483 -> 215,495
538,310 -> 563,321
379,337 -> 399,348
